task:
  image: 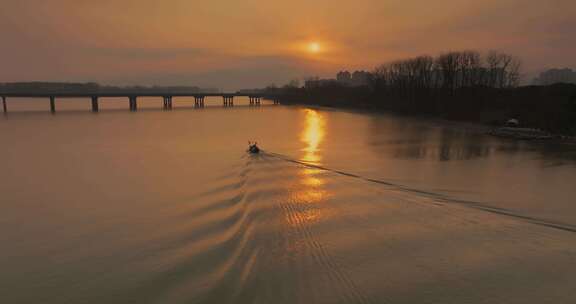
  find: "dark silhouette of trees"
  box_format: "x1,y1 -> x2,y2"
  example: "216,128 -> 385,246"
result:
371,50 -> 521,96
485,50 -> 521,88
364,50 -> 527,117
264,49 -> 576,136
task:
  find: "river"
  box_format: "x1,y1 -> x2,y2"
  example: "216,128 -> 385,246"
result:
1,97 -> 576,303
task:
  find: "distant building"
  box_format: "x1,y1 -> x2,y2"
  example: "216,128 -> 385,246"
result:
533,68 -> 576,85
305,70 -> 372,89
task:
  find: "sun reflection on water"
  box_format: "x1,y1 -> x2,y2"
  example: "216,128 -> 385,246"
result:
284,109 -> 329,229
301,109 -> 325,164
296,168 -> 327,202
300,109 -> 327,198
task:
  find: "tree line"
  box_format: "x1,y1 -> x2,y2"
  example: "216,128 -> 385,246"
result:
371,50 -> 521,97
267,49 -> 576,135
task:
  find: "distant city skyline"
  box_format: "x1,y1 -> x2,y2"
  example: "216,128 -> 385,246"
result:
1,0 -> 575,90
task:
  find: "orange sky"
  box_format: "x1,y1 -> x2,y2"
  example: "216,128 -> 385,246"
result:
0,0 -> 574,89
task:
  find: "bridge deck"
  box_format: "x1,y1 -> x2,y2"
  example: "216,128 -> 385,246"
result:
0,93 -> 279,113
0,93 -> 266,98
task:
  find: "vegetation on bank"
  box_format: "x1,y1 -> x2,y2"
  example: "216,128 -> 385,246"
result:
264,50 -> 576,136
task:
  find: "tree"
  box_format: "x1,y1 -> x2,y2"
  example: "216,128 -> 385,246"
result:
284,79 -> 301,89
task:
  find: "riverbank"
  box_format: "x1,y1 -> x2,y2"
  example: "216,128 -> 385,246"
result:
279,99 -> 576,144
271,83 -> 576,140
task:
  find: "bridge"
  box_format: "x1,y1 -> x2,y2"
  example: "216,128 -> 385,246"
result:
0,93 -> 280,113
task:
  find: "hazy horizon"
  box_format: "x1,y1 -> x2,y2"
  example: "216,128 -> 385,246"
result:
1,0 -> 575,90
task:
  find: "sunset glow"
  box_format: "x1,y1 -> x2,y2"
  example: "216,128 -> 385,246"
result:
0,1 -> 574,90
308,42 -> 321,54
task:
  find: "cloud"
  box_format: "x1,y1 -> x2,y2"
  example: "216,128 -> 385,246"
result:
101,54 -> 330,90
1,0 -> 574,87
81,47 -> 208,59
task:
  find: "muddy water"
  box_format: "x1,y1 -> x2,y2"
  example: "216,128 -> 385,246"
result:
1,98 -> 575,303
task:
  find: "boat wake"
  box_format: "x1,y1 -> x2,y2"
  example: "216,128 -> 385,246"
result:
263,151 -> 576,234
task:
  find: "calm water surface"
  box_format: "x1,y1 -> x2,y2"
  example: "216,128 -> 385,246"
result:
1,97 -> 576,303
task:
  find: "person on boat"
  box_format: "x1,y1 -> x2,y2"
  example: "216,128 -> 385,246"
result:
248,141 -> 260,154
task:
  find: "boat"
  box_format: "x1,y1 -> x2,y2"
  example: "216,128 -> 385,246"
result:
248,142 -> 260,154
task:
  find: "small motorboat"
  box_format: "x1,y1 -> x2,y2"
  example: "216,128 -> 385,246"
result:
248,142 -> 260,154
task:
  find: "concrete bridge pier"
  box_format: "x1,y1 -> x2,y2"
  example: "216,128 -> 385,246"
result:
50,96 -> 56,113
194,96 -> 205,107
2,97 -> 6,113
129,96 -> 138,111
252,96 -> 262,106
91,96 -> 99,112
223,96 -> 234,107
249,96 -> 261,106
163,96 -> 173,110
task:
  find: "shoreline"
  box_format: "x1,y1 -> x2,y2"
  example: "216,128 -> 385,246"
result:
267,83 -> 576,139
284,101 -> 576,144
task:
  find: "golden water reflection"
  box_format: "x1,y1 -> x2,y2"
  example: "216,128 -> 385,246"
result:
299,109 -> 327,203
285,110 -> 329,229
301,109 -> 325,164
296,168 -> 327,202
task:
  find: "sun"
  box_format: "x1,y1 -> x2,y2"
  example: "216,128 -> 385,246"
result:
308,42 -> 321,54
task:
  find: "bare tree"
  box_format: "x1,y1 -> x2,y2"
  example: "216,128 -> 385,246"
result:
436,52 -> 459,93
